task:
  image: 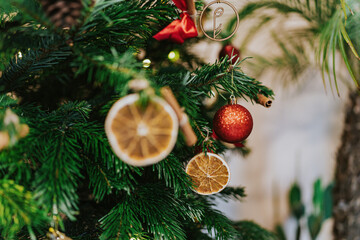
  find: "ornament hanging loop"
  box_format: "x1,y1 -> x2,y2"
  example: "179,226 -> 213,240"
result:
202,126 -> 212,144
229,95 -> 237,105
229,68 -> 236,101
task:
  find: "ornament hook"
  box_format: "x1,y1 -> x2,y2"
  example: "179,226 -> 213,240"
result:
229,95 -> 237,104
202,126 -> 212,143
202,126 -> 214,152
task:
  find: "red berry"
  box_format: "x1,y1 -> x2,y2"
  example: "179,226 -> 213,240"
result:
219,44 -> 241,64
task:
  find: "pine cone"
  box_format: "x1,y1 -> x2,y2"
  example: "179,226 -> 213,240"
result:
39,0 -> 83,28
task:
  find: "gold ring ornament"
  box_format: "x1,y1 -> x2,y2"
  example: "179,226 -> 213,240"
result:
199,0 -> 240,42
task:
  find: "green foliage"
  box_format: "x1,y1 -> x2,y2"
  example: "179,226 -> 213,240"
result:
289,183 -> 305,220
288,183 -> 304,240
30,102 -> 89,220
317,6 -> 360,94
312,179 -> 323,215
306,181 -> 333,239
100,184 -> 192,240
307,214 -> 323,240
0,40 -> 71,93
346,5 -> 360,52
154,57 -> 274,104
152,154 -> 193,196
0,179 -> 47,240
233,221 -> 279,240
323,183 -> 334,219
81,0 -> 177,48
209,186 -> 246,202
307,179 -> 333,240
274,224 -> 287,240
99,184 -> 246,240
311,179 -> 333,221
190,57 -> 274,102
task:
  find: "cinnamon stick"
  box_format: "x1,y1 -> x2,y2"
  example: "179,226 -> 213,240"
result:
161,87 -> 198,146
256,93 -> 272,108
185,0 -> 197,22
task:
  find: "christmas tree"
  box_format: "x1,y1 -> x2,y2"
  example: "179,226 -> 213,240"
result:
0,0 -> 277,239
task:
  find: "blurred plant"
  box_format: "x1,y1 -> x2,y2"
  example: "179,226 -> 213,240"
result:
275,179 -> 333,240
228,0 -> 360,94
289,183 -> 305,240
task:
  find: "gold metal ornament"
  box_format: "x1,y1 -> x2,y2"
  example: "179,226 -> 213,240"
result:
199,0 -> 240,42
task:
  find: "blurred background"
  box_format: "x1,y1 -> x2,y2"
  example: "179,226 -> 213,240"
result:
192,1 -> 354,239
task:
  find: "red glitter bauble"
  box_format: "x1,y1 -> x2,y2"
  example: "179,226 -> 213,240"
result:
213,104 -> 253,143
219,44 -> 241,64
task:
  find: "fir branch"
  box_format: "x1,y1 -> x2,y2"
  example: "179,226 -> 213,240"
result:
100,184 -> 196,240
0,38 -> 71,93
73,49 -> 140,95
24,101 -> 142,217
79,0 -> 177,49
72,121 -> 142,200
79,146 -> 113,201
233,221 -> 279,240
199,198 -> 241,240
152,154 -> 193,196
1,0 -> 49,28
27,102 -> 92,220
208,186 -> 247,202
0,140 -> 34,185
179,195 -> 242,240
187,58 -> 274,102
0,94 -> 17,109
100,198 -> 146,240
154,58 -> 274,105
0,179 -> 47,240
32,128 -> 83,220
185,227 -> 214,240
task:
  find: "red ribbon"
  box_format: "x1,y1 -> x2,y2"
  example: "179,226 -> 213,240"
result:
153,0 -> 198,44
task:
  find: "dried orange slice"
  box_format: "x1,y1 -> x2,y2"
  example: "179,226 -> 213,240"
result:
186,152 -> 230,195
105,94 -> 178,166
